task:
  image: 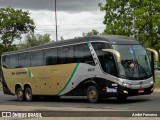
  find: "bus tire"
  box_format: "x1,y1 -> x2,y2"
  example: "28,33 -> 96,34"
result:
87,86 -> 99,103
117,95 -> 127,103
25,87 -> 33,101
16,87 -> 24,101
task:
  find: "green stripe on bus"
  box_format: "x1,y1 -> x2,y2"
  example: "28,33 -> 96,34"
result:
24,68 -> 33,77
57,63 -> 79,95
28,68 -> 32,77
86,41 -> 90,46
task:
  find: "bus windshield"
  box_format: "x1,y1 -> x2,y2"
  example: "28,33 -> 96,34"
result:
113,45 -> 152,80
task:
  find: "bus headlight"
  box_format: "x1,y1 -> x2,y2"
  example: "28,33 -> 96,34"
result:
150,81 -> 153,85
123,83 -> 128,86
123,90 -> 128,94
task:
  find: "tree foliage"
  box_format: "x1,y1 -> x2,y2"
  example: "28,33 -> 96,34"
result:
99,0 -> 133,36
60,36 -> 64,41
82,29 -> 101,36
19,33 -> 51,49
99,0 -> 160,51
0,7 -> 35,51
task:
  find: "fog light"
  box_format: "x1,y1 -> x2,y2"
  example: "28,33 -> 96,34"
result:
124,90 -> 128,94
151,88 -> 154,92
150,81 -> 153,85
123,82 -> 128,86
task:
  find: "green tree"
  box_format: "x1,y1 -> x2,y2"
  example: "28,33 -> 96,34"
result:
0,7 -> 35,52
99,0 -> 160,51
99,0 -> 133,36
132,0 -> 160,50
82,29 -> 101,36
19,33 -> 51,49
60,36 -> 64,41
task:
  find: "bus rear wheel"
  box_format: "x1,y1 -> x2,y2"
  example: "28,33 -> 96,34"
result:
16,87 -> 24,101
25,87 -> 33,101
87,86 -> 99,103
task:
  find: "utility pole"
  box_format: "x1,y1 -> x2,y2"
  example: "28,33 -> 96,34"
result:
55,0 -> 58,41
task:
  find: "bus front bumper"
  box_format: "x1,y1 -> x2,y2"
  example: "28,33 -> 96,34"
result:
118,85 -> 154,96
100,85 -> 154,97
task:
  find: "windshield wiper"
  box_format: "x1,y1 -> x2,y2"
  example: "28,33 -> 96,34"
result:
135,61 -> 149,77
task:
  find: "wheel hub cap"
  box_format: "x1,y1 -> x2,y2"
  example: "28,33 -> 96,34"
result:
89,90 -> 96,99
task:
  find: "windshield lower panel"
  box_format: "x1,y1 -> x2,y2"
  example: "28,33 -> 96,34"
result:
113,45 -> 152,80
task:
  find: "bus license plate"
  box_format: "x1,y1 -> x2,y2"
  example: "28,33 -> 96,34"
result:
138,90 -> 144,93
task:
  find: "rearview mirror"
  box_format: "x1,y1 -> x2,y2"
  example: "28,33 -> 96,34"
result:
102,49 -> 121,63
146,48 -> 159,69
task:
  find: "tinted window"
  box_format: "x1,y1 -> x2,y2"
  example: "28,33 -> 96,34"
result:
10,54 -> 19,68
30,51 -> 43,66
74,45 -> 83,63
44,48 -> 57,65
19,53 -> 30,67
2,55 -> 10,68
92,42 -> 117,76
74,44 -> 94,65
46,46 -> 74,65
92,42 -> 110,55
66,46 -> 74,63
58,47 -> 67,64
101,54 -> 117,76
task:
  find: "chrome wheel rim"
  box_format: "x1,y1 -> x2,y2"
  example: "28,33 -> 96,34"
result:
17,91 -> 23,100
26,90 -> 32,100
89,90 -> 97,100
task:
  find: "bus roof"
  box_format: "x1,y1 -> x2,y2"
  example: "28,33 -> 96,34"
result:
2,35 -> 141,55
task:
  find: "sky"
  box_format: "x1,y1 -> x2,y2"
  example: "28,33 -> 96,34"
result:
0,0 -> 106,42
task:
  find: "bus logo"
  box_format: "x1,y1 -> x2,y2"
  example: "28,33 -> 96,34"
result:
2,112 -> 11,117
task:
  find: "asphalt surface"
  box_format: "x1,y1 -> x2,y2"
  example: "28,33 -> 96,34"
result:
0,89 -> 160,111
0,71 -> 159,114
155,70 -> 160,76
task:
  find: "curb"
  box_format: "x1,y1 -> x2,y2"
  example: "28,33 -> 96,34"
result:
154,89 -> 160,92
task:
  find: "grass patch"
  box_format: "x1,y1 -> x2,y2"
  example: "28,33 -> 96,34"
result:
155,76 -> 160,88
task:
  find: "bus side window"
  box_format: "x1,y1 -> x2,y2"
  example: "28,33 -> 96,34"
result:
92,42 -> 117,75
19,53 -> 30,67
58,47 -> 66,64
74,44 -> 94,65
57,46 -> 74,64
66,46 -> 74,63
44,48 -> 57,65
103,55 -> 117,76
10,54 -> 19,68
74,45 -> 83,63
83,44 -> 95,65
92,42 -> 110,52
2,56 -> 10,68
30,51 -> 43,66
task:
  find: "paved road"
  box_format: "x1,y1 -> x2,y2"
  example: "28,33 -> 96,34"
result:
155,70 -> 160,76
0,71 -> 159,114
0,73 -> 160,119
0,89 -> 160,112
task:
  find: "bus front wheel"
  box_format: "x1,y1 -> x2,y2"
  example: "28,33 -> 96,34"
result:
16,87 -> 24,101
87,86 -> 99,103
25,87 -> 33,101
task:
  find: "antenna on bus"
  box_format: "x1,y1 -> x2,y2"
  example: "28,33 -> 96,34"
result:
55,0 -> 58,41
